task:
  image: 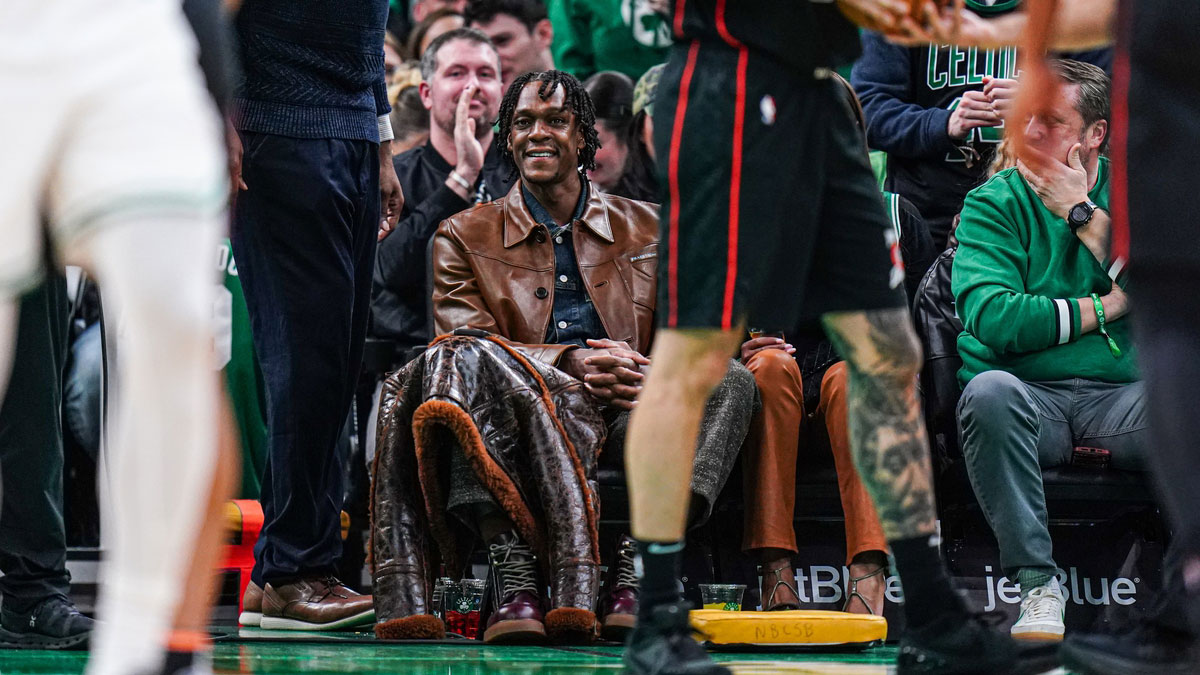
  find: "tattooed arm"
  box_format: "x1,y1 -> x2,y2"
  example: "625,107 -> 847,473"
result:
821,307 -> 938,540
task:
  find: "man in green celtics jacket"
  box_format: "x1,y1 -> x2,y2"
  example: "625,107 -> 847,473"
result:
953,59 -> 1143,642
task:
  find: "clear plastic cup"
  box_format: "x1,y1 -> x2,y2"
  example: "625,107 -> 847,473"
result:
699,583 -> 746,611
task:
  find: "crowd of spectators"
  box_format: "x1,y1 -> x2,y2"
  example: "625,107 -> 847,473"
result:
359,0 -> 1139,647
367,0 -> 1146,645
1,0 -> 1148,655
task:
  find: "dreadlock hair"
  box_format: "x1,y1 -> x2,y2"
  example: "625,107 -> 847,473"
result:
496,70 -> 599,178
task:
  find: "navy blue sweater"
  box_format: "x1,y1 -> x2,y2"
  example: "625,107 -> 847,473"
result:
852,30 -> 1111,246
233,0 -> 390,142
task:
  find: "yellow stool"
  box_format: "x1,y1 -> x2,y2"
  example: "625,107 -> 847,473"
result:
690,609 -> 887,649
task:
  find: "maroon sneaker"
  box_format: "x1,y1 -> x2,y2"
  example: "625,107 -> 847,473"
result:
599,535 -> 639,641
482,531 -> 547,644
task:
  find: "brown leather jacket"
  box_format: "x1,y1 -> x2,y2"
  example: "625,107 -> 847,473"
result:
432,181 -> 659,365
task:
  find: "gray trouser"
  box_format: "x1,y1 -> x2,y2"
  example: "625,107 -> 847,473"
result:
448,360 -> 756,529
957,371 -> 1148,578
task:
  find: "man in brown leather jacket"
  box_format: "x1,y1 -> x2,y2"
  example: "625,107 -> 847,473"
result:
428,70 -> 754,644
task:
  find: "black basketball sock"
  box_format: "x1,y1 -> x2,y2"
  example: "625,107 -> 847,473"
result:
635,538 -> 686,620
890,533 -> 967,629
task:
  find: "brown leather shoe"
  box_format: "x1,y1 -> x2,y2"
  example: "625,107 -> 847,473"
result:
599,536 -> 638,641
483,531 -> 546,644
261,576 -> 375,631
239,581 -> 264,627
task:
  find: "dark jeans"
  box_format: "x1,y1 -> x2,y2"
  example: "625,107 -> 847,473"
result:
232,132 -> 379,585
0,275 -> 71,609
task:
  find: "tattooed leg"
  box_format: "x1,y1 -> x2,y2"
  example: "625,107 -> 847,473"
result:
822,307 -> 937,541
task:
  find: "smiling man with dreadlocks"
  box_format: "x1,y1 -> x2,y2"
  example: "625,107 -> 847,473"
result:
368,69 -> 753,645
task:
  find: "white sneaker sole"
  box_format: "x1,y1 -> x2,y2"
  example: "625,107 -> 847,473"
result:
259,609 -> 375,631
1011,626 -> 1065,641
238,610 -> 262,627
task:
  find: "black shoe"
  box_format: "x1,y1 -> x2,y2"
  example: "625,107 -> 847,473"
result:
898,612 -> 1059,674
1060,620 -> 1198,674
155,649 -> 213,675
0,594 -> 93,650
623,601 -> 729,675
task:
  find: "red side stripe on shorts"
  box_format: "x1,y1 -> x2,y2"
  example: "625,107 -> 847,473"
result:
1110,3 -> 1132,262
715,0 -> 746,331
673,0 -> 687,38
667,41 -> 701,329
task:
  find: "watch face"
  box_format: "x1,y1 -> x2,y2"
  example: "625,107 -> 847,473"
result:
1070,203 -> 1092,225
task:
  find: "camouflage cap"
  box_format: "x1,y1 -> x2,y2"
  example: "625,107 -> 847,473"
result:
632,63 -> 665,117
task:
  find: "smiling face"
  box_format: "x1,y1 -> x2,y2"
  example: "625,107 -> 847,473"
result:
507,82 -> 583,186
587,120 -> 629,191
420,38 -> 502,139
1022,82 -> 1107,165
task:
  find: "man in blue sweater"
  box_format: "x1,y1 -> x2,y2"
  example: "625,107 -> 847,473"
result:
851,0 -> 1110,248
230,0 -> 403,630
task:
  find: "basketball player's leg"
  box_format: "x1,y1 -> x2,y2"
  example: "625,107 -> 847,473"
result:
627,329 -> 741,543
167,392 -> 240,656
43,9 -> 228,672
821,310 -> 934,540
812,87 -> 1058,672
1059,4 -> 1200,671
805,79 -> 939,548
75,213 -> 222,675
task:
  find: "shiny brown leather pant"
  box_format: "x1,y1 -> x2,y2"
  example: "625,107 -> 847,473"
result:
742,351 -> 887,564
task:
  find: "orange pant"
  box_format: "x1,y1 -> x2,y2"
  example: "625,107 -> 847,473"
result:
742,351 -> 887,564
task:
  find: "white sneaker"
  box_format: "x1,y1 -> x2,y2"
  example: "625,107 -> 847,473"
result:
1011,578 -> 1066,641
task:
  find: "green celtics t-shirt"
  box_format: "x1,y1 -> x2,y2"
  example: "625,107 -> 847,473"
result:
549,0 -> 672,82
215,239 -> 267,498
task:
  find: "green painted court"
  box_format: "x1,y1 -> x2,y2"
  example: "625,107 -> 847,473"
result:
0,625 -> 1085,674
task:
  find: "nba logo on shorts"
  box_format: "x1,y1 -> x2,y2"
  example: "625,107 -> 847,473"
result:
885,229 -> 904,290
760,95 -> 776,125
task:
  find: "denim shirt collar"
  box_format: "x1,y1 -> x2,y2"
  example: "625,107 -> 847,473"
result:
521,179 -> 589,235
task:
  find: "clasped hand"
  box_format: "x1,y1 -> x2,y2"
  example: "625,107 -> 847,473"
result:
561,338 -> 651,411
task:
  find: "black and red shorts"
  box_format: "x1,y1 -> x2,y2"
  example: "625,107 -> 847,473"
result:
652,39 -> 905,331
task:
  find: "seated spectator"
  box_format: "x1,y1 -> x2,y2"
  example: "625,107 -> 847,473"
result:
385,30 -> 408,79
582,71 -> 634,194
389,1 -> 466,51
851,3 -> 1111,248
464,0 -> 555,93
408,8 -> 465,59
371,29 -> 514,361
386,67 -> 429,154
740,74 -> 935,615
953,60 -> 1141,641
606,63 -> 662,203
370,70 -> 752,645
547,0 -> 671,82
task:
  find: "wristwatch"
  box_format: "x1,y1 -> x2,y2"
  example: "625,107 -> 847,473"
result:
1067,199 -> 1098,230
